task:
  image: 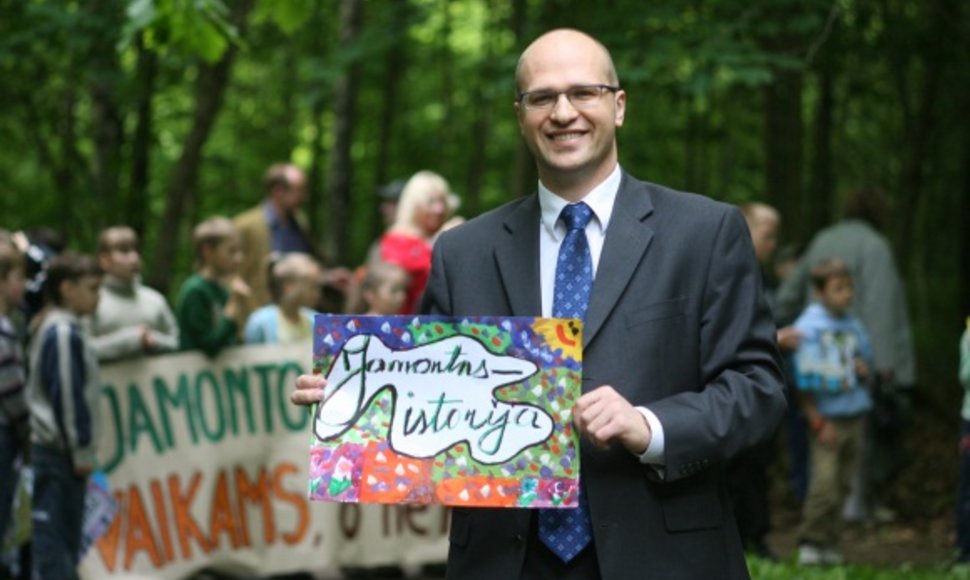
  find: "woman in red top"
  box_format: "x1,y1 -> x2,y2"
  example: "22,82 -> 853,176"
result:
379,170 -> 457,313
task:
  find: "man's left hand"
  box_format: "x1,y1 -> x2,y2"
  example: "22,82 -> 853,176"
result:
573,386 -> 651,454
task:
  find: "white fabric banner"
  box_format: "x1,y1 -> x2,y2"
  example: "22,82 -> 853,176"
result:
79,342 -> 448,579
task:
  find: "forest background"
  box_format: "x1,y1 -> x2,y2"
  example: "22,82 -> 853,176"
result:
2,0 -> 969,526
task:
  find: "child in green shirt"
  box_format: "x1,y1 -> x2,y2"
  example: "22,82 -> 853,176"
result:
176,217 -> 251,357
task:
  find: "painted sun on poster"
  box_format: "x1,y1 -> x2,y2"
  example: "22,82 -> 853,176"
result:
308,315 -> 582,509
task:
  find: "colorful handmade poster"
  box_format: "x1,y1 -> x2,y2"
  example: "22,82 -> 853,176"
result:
80,470 -> 118,559
308,315 -> 582,509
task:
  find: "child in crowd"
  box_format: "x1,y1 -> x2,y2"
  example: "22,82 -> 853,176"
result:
176,217 -> 251,357
89,226 -> 179,361
0,231 -> 27,568
26,253 -> 102,579
793,259 -> 873,566
356,260 -> 409,316
956,318 -> 970,565
245,253 -> 321,344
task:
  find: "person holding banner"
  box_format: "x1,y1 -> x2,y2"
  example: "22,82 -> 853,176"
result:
89,226 -> 179,362
294,28 -> 785,579
0,231 -> 28,578
27,253 -> 103,580
176,217 -> 251,357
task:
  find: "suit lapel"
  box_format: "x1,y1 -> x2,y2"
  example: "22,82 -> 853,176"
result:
584,174 -> 655,347
494,197 -> 542,316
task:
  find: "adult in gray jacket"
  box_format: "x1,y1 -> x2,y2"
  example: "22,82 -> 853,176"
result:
774,188 -> 916,521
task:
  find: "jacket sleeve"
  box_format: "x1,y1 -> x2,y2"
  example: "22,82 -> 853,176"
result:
178,286 -> 237,357
856,238 -> 909,377
148,296 -> 180,354
91,324 -> 143,361
648,208 -> 787,480
418,237 -> 452,316
39,324 -> 97,469
0,330 -> 27,425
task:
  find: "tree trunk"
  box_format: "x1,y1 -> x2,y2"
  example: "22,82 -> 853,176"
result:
372,0 -> 409,240
891,0 -> 948,270
308,93 -> 327,236
305,2 -> 328,235
87,0 -> 126,229
762,68 -> 805,240
463,0 -> 498,217
510,0 -> 534,200
324,0 -> 363,264
437,0 -> 455,157
962,116 -> 970,318
148,2 -> 252,294
809,66 -> 835,232
55,93 -> 88,241
127,32 -> 157,237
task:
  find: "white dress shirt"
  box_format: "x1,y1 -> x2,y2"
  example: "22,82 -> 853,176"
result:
537,164 -> 665,467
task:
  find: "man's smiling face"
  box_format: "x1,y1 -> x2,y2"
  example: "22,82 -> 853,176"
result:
515,30 -> 625,197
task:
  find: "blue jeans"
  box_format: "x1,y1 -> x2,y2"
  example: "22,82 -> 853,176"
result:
0,423 -> 19,545
31,445 -> 86,580
957,420 -> 970,561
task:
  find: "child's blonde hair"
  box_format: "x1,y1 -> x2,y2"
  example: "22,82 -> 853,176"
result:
346,261 -> 408,314
0,229 -> 24,280
192,217 -> 237,268
97,225 -> 139,255
810,258 -> 852,291
393,171 -> 451,234
267,253 -> 320,303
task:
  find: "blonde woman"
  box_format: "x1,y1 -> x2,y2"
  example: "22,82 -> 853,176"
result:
378,170 -> 455,313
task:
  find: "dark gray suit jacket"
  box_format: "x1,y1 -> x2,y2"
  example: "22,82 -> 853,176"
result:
420,173 -> 786,579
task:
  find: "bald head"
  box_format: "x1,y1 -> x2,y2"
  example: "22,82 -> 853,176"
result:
515,29 -> 618,93
740,203 -> 780,229
740,202 -> 780,265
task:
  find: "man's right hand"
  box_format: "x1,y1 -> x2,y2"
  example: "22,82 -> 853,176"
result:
776,326 -> 802,352
291,374 -> 328,406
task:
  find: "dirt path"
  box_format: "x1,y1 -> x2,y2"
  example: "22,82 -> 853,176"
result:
765,502 -> 954,567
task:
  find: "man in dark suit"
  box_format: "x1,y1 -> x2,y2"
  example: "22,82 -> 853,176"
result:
295,29 -> 786,579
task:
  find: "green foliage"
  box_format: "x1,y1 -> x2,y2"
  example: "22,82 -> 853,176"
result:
0,0 -> 967,420
122,0 -> 239,62
747,555 -> 962,579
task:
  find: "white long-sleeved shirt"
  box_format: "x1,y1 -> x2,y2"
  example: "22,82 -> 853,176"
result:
89,275 -> 179,362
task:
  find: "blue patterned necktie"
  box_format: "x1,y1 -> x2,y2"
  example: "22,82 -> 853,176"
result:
538,201 -> 594,562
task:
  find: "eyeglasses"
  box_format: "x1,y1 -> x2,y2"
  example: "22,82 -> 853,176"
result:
517,84 -> 620,110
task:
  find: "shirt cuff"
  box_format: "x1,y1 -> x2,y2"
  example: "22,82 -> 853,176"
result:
635,406 -> 665,465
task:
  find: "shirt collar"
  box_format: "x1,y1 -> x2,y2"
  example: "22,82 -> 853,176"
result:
538,164 -> 622,241
263,200 -> 282,228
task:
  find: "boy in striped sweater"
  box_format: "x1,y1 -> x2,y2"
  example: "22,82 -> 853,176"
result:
26,253 -> 102,579
0,230 -> 27,572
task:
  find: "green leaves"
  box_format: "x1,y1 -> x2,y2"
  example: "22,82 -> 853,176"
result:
121,0 -> 238,62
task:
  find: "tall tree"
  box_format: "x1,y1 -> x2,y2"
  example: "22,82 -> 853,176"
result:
762,53 -> 805,242
324,0 -> 363,263
126,32 -> 158,236
148,0 -> 254,293
806,4 -> 841,233
371,0 -> 411,240
87,0 -> 126,228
